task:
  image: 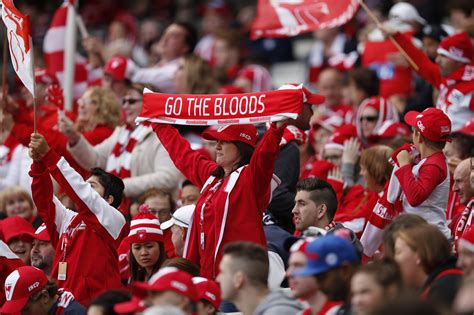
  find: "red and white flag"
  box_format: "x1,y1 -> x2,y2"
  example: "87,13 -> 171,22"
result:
137,85 -> 319,126
1,0 -> 35,95
251,0 -> 359,39
43,0 -> 101,100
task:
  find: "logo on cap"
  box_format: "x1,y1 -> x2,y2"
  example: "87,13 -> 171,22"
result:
28,282 -> 39,292
217,125 -> 230,133
171,281 -> 187,292
111,60 -> 121,69
325,253 -> 339,266
5,284 -> 13,301
441,126 -> 450,134
417,120 -> 425,132
240,133 -> 251,141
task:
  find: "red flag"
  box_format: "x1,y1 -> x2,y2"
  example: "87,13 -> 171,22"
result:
1,0 -> 35,95
251,0 -> 359,39
43,0 -> 101,99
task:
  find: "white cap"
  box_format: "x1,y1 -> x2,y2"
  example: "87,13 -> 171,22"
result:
160,205 -> 195,230
389,2 -> 426,25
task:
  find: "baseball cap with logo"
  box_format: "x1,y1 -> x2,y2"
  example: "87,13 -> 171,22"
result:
161,205 -> 195,230
437,32 -> 473,64
292,234 -> 358,277
192,277 -> 221,309
404,108 -> 452,142
103,55 -> 129,81
202,124 -> 258,147
0,266 -> 48,313
132,267 -> 198,301
31,223 -> 50,242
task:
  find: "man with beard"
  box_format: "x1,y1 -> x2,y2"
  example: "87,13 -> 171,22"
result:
30,224 -> 55,277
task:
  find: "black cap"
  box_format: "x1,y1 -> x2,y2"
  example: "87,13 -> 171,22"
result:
422,24 -> 448,42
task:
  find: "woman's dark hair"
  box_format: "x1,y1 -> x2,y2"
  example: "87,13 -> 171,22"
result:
349,68 -> 379,97
382,214 -> 427,259
161,257 -> 200,276
210,141 -> 255,178
129,242 -> 167,283
355,258 -> 403,291
89,290 -> 132,315
90,168 -> 125,209
451,132 -> 474,159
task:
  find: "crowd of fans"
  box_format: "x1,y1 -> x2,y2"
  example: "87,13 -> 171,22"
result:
0,0 -> 473,314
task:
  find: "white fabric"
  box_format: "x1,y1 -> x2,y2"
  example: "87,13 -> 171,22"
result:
268,251 -> 286,290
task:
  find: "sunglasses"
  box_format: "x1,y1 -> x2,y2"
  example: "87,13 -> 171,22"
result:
122,98 -> 141,105
359,115 -> 378,122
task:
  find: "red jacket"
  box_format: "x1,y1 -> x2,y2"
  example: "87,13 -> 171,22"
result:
29,150 -> 127,305
393,32 -> 474,131
0,241 -> 25,306
154,124 -> 284,279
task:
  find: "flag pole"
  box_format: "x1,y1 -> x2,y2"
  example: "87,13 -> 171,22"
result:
63,0 -> 78,112
358,0 -> 419,71
2,26 -> 8,105
30,37 -> 37,133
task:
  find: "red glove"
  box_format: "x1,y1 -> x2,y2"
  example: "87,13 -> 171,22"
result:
280,125 -> 307,147
389,143 -> 420,166
46,84 -> 64,110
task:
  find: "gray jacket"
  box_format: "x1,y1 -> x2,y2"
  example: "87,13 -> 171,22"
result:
253,290 -> 303,315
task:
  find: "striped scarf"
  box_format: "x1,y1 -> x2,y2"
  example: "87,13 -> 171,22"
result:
106,124 -> 150,178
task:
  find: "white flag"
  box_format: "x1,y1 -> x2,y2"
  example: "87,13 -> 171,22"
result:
1,0 -> 35,95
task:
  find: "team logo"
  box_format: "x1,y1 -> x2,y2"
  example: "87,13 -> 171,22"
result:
417,120 -> 425,132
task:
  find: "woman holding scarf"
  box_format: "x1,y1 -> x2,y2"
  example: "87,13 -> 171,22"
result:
153,120 -> 287,279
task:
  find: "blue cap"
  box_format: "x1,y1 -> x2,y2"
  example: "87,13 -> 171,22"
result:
293,234 -> 358,277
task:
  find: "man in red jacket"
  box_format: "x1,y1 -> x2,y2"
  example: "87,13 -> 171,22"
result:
387,29 -> 473,130
28,133 -> 128,306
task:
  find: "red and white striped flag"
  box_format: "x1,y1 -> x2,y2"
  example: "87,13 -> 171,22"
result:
1,0 -> 35,95
43,0 -> 102,100
251,0 -> 360,39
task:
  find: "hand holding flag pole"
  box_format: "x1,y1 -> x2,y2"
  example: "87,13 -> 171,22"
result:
358,0 -> 419,71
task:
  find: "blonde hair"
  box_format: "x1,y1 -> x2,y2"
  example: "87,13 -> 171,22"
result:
0,186 -> 35,215
182,55 -> 218,94
76,86 -> 121,131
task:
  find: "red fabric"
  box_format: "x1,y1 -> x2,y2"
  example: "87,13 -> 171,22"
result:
420,268 -> 464,300
0,243 -> 25,307
301,300 -> 344,315
29,150 -> 127,306
140,88 -> 306,125
395,152 -> 447,207
446,189 -> 462,222
251,0 -> 359,38
437,32 -> 473,63
362,38 -> 413,97
154,123 -> 285,279
163,229 -> 176,259
453,199 -> 473,251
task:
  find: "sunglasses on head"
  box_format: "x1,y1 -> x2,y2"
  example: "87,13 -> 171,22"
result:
122,98 -> 141,105
359,115 -> 378,122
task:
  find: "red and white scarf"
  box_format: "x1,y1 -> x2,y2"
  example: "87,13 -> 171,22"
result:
106,124 -> 150,178
137,86 -> 309,126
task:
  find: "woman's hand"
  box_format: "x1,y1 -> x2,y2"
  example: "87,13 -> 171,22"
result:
59,116 -> 80,146
342,138 -> 361,164
396,150 -> 412,167
29,133 -> 50,160
328,167 -> 343,183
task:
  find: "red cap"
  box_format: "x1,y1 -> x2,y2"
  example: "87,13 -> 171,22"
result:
1,216 -> 35,244
192,277 -> 222,309
0,266 -> 48,314
457,118 -> 474,136
404,108 -> 452,142
132,267 -> 198,301
437,32 -> 473,63
202,124 -> 258,147
32,224 -> 50,242
324,124 -> 358,151
114,296 -> 146,314
218,85 -> 245,94
308,160 -> 337,181
459,226 -> 474,253
123,207 -> 164,245
371,120 -> 411,139
104,55 -> 128,81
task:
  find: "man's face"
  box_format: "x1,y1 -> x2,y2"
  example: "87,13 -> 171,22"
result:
158,24 -> 189,60
292,190 -> 320,231
453,162 -> 474,205
31,240 -> 55,273
317,69 -> 343,107
86,175 -> 106,198
181,185 -> 200,206
216,255 -> 238,302
8,238 -> 32,264
148,290 -> 188,310
286,251 -> 319,299
422,37 -> 440,60
436,54 -> 462,76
